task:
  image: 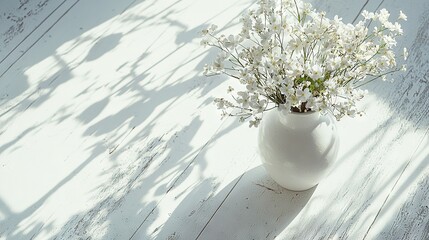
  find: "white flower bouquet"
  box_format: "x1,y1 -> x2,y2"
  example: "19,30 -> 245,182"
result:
201,0 -> 407,127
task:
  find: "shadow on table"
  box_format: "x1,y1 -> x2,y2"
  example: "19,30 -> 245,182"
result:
302,3 -> 429,238
146,2 -> 429,239
367,136 -> 429,239
352,4 -> 429,238
0,0 -> 256,239
153,166 -> 315,240
1,0 -> 429,239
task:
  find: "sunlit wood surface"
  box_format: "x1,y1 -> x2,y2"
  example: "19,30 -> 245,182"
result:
1,0 -> 428,239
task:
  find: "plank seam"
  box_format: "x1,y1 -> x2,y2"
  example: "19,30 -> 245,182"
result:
194,172 -> 246,240
352,0 -> 369,23
362,124 -> 429,240
128,118 -> 230,240
0,0 -> 81,79
0,0 -> 70,66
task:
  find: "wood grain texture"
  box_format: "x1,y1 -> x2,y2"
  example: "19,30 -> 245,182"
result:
364,1 -> 429,238
276,0 -> 429,238
193,0 -> 429,239
1,0 -> 429,239
0,0 -> 255,239
0,0 -> 57,59
0,0 -> 80,78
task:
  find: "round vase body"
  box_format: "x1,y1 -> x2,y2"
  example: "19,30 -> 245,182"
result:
258,109 -> 339,191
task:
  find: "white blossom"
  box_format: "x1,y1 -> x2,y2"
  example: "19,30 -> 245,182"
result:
362,10 -> 375,20
201,0 -> 406,127
403,47 -> 408,60
378,9 -> 390,24
296,88 -> 311,102
398,11 -> 407,21
308,65 -> 324,80
236,91 -> 250,108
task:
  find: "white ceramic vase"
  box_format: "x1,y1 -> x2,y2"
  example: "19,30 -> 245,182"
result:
258,109 -> 339,191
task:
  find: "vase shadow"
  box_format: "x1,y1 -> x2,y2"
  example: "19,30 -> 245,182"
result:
153,165 -> 316,240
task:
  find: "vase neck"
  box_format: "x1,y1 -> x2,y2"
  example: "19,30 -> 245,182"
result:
277,109 -> 322,128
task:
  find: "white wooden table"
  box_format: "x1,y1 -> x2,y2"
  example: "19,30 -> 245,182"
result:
1,0 -> 428,239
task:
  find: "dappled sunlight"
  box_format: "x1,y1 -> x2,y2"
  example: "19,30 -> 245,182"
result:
364,134 -> 429,238
251,1 -> 429,237
132,117 -> 259,239
0,0 -> 256,238
275,89 -> 429,238
1,0 -> 428,239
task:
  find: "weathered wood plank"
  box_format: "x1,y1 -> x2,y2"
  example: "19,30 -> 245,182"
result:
365,132 -> 429,240
0,0 -> 80,77
280,0 -> 429,238
0,0 -> 60,61
196,0 -> 429,239
130,118 -> 260,240
129,1 -> 371,239
363,1 -> 429,238
0,0 -> 256,239
196,165 -> 317,240
1,0 -> 429,239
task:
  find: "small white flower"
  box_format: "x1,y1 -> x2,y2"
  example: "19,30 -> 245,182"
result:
347,107 -> 357,117
296,88 -> 311,102
200,38 -> 209,46
362,10 -> 375,20
202,0 -> 405,126
387,22 -> 403,34
305,96 -> 321,111
398,11 -> 407,21
378,9 -> 390,24
281,83 -> 295,96
308,65 -> 324,80
382,35 -> 397,47
289,38 -> 303,51
236,91 -> 250,108
224,34 -> 243,49
249,117 -> 261,128
403,47 -> 408,60
327,57 -> 342,70
214,98 -> 226,109
201,29 -> 209,36
209,24 -> 218,32
251,99 -> 267,113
